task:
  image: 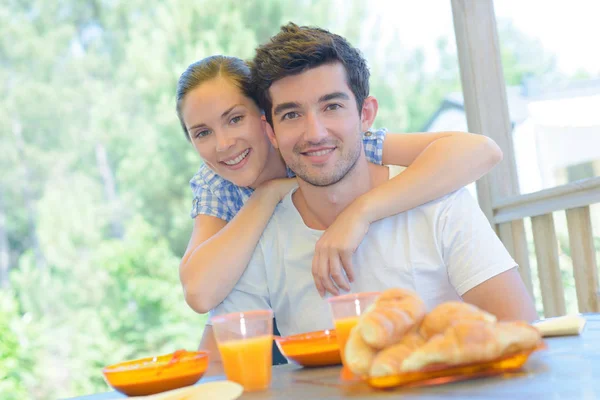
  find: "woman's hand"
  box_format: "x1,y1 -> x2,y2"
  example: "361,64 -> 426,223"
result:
312,201 -> 372,297
258,178 -> 298,202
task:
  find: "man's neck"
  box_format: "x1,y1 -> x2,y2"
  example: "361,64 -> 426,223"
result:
292,156 -> 389,230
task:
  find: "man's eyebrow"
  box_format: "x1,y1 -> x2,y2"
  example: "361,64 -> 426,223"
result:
319,92 -> 350,103
273,101 -> 301,116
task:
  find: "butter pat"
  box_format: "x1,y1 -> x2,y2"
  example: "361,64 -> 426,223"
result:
532,315 -> 586,337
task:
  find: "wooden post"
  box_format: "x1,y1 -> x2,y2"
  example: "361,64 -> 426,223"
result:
531,214 -> 566,317
451,0 -> 536,301
451,0 -> 520,212
566,206 -> 600,313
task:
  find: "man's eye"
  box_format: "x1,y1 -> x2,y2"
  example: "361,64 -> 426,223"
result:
230,115 -> 244,125
194,129 -> 211,139
282,111 -> 300,121
325,103 -> 341,111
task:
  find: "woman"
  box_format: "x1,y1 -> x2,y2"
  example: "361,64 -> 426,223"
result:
177,55 -> 502,314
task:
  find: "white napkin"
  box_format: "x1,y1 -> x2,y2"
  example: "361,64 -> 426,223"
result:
136,381 -> 243,400
532,315 -> 586,337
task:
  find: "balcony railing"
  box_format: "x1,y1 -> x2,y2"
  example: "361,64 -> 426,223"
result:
494,177 -> 600,317
451,0 -> 600,318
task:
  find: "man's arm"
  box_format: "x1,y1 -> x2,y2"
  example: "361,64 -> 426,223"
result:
440,189 -> 538,322
462,268 -> 537,322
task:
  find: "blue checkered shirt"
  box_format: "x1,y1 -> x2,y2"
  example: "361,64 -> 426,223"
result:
189,128 -> 387,221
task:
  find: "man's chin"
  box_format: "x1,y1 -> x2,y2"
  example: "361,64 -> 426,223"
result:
297,172 -> 344,187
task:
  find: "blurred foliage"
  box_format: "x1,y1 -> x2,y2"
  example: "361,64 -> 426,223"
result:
0,0 -> 590,398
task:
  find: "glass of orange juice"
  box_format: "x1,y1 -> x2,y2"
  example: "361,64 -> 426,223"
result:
210,310 -> 273,392
327,292 -> 380,367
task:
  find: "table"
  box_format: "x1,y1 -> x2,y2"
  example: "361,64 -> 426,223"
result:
70,314 -> 600,399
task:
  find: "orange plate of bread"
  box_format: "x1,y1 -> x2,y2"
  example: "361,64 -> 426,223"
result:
343,289 -> 546,390
367,341 -> 546,389
102,349 -> 209,396
275,329 -> 342,367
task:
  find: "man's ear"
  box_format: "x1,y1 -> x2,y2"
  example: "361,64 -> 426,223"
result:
360,96 -> 379,132
262,115 -> 279,149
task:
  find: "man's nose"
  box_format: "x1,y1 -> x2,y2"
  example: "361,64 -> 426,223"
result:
304,112 -> 328,143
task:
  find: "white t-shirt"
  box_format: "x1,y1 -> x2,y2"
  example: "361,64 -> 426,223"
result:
210,187 -> 517,337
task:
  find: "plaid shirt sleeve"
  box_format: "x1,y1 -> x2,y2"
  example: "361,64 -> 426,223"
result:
189,167 -> 236,222
362,128 -> 387,165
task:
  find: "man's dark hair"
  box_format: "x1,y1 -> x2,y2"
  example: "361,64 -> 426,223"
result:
251,22 -> 370,126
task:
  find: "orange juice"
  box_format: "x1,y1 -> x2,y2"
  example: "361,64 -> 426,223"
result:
217,334 -> 272,391
333,316 -> 359,365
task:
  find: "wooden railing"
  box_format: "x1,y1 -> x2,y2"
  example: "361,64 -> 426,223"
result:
494,177 -> 600,317
451,0 -> 600,318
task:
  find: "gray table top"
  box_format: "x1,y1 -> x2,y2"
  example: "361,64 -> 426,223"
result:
69,314 -> 600,399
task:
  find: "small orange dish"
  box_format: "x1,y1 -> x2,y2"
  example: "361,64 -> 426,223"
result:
102,349 -> 209,396
275,329 -> 342,367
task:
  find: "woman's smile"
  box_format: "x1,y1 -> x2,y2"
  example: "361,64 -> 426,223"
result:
221,148 -> 252,170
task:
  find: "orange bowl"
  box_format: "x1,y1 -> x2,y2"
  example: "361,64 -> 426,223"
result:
102,350 -> 209,396
275,329 -> 342,367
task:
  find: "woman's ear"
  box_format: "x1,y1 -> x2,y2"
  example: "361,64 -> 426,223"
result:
262,115 -> 279,149
360,96 -> 379,132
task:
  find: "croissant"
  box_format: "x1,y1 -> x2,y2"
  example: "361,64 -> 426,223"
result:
369,333 -> 425,377
359,288 -> 427,349
495,321 -> 542,355
402,319 -> 541,372
402,320 -> 502,372
419,302 -> 496,339
344,325 -> 378,375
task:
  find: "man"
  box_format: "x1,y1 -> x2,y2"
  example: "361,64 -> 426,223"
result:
200,23 -> 536,365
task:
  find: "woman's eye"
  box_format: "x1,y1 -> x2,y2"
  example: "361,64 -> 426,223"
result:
282,111 -> 300,121
230,115 -> 244,125
194,129 -> 211,139
325,103 -> 341,111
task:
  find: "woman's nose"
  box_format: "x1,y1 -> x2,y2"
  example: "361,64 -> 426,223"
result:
215,132 -> 236,153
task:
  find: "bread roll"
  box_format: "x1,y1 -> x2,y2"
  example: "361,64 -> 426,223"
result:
369,333 -> 425,377
344,325 -> 378,375
495,321 -> 542,355
403,320 -> 502,371
403,319 -> 541,372
419,302 -> 496,339
359,288 -> 427,349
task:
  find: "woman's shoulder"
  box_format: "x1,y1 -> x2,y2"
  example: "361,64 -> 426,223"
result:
189,164 -> 246,221
362,127 -> 387,141
190,163 -> 233,194
362,127 -> 387,165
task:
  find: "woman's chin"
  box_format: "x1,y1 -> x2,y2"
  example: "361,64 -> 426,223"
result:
223,171 -> 257,188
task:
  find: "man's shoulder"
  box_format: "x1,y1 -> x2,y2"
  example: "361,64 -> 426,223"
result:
373,187 -> 476,234
271,187 -> 299,222
256,188 -> 298,244
437,187 -> 479,215
400,187 -> 473,217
